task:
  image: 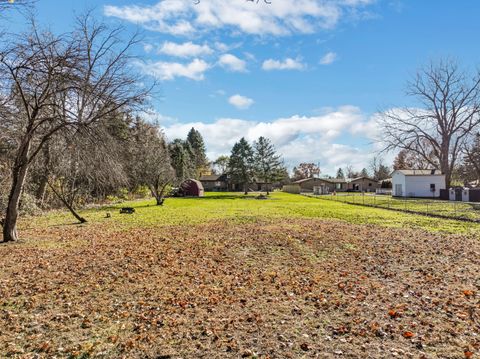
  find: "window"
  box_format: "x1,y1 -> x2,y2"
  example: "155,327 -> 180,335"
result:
430,183 -> 436,192
336,183 -> 342,190
368,183 -> 372,186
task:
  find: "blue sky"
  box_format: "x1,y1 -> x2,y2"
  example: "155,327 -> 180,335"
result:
6,0 -> 480,174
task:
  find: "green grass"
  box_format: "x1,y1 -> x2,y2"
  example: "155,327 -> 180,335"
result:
311,192 -> 480,221
20,192 -> 480,235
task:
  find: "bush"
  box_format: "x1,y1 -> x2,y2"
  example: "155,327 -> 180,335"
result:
19,192 -> 41,216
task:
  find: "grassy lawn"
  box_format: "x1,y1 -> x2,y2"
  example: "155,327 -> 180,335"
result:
1,192 -> 479,358
310,192 -> 480,222
22,192 -> 480,235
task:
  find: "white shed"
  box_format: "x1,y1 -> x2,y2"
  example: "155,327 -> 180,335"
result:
392,169 -> 446,198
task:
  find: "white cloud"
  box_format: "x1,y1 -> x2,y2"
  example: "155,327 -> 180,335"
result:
158,41 -> 213,57
218,54 -> 247,72
104,0 -> 377,37
228,94 -> 254,110
138,58 -> 210,81
262,57 -> 305,71
162,106 -> 380,173
320,51 -> 337,65
143,43 -> 154,53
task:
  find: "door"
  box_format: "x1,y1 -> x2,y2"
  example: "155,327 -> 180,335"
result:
455,188 -> 462,201
395,184 -> 403,197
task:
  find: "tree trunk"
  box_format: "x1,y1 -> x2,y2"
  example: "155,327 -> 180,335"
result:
155,196 -> 164,206
440,158 -> 451,188
244,182 -> 248,195
36,144 -> 51,208
47,181 -> 87,223
36,176 -> 48,207
2,144 -> 30,242
150,185 -> 165,206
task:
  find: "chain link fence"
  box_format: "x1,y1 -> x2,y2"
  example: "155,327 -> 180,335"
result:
307,193 -> 480,222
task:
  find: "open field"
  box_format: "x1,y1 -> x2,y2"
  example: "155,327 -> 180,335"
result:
1,192 -> 479,358
310,193 -> 480,222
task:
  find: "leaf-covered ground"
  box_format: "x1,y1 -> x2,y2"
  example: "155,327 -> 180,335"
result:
0,193 -> 479,358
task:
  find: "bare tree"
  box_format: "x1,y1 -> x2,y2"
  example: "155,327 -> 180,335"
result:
292,162 -> 320,180
380,60 -> 480,187
0,0 -> 35,13
0,15 -> 150,242
128,118 -> 174,206
43,126 -> 127,222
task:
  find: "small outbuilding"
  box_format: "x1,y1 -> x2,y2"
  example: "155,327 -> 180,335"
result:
346,177 -> 379,192
392,169 -> 445,198
180,179 -> 205,197
283,178 -> 339,194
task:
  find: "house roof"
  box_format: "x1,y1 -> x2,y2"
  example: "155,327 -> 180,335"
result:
325,178 -> 347,183
292,177 -> 336,184
348,176 -> 377,182
200,174 -> 223,181
393,169 -> 443,176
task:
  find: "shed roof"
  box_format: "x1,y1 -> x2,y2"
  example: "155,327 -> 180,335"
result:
292,177 -> 337,184
348,176 -> 377,182
394,169 -> 443,176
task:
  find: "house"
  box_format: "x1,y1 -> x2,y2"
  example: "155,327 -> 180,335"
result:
392,169 -> 446,198
199,174 -> 229,191
180,179 -> 205,197
283,177 -> 344,194
346,177 -> 379,192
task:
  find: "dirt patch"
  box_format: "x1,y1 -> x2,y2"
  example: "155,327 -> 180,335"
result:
0,219 -> 479,358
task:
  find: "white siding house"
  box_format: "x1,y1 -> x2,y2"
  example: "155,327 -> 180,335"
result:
392,170 -> 446,198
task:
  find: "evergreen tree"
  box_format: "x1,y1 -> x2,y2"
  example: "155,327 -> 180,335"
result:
393,150 -> 409,170
228,137 -> 254,194
253,136 -> 284,195
186,128 -> 208,178
360,168 -> 369,177
376,164 -> 391,180
336,168 -> 345,179
169,139 -> 194,182
370,156 -> 391,180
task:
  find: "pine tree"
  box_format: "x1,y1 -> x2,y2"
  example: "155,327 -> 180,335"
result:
169,139 -> 194,182
228,137 -> 254,194
370,156 -> 391,180
186,128 -> 208,178
336,168 -> 345,179
253,136 -> 284,195
360,168 -> 369,177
